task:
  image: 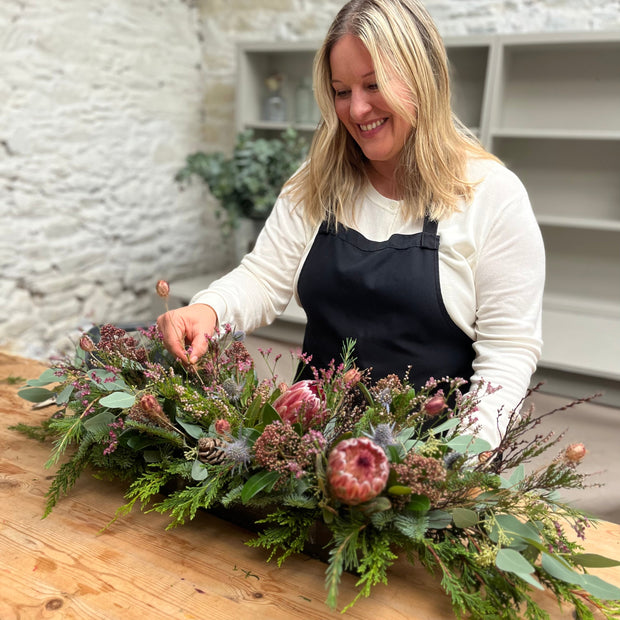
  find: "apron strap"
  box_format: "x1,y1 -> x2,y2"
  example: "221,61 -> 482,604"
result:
421,215 -> 439,249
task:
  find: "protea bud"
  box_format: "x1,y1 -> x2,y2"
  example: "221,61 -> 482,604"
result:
214,418 -> 231,435
564,443 -> 587,464
424,395 -> 447,417
155,279 -> 170,298
327,437 -> 389,505
343,367 -> 362,386
272,379 -> 323,428
140,394 -> 164,417
79,334 -> 95,352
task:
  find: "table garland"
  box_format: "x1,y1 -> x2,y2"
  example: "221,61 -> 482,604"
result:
14,284 -> 620,618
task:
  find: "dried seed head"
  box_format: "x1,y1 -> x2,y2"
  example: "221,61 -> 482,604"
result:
155,279 -> 170,298
79,334 -> 96,352
564,443 -> 587,464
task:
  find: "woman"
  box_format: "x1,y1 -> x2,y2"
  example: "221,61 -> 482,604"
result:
157,0 -> 545,449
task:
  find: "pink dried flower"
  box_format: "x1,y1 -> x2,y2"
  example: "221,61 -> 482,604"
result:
392,452 -> 447,504
424,395 -> 447,417
155,279 -> 170,298
272,380 -> 324,428
215,419 -> 231,435
564,443 -> 587,464
327,437 -> 389,505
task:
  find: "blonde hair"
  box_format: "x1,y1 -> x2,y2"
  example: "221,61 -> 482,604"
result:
285,0 -> 498,225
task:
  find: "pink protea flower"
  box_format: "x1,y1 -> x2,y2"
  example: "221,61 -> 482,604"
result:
272,379 -> 324,428
327,437 -> 390,505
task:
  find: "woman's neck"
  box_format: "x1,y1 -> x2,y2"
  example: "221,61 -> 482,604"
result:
365,163 -> 401,200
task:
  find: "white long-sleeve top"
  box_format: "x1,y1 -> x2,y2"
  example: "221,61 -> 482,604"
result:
191,157 -> 545,448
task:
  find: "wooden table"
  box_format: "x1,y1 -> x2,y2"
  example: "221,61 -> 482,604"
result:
2,352 -> 619,619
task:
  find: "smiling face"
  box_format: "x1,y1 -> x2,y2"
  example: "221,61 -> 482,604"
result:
330,34 -> 415,185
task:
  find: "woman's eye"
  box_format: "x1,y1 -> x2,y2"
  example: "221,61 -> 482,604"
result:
368,83 -> 379,91
334,89 -> 350,98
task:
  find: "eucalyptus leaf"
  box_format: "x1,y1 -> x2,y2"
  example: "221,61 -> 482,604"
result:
87,369 -> 128,392
17,387 -> 56,403
500,464 -> 525,489
99,392 -> 136,409
177,419 -> 204,440
191,459 -> 210,481
496,548 -> 544,591
579,574 -> 620,601
426,509 -> 452,529
541,552 -> 582,584
572,553 -> 620,568
26,368 -> 60,387
83,411 -> 116,435
452,507 -> 479,528
446,434 -> 492,455
488,514 -> 542,549
428,418 -> 461,435
56,383 -> 74,405
240,470 -> 281,503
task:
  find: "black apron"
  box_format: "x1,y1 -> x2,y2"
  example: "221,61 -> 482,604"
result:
297,216 -> 475,387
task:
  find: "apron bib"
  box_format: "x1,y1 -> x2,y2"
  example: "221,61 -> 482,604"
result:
297,216 -> 474,387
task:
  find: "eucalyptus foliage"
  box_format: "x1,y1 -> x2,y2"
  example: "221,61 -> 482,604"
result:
175,128 -> 309,235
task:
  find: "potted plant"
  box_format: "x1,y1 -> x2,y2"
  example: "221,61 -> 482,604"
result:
175,128 -> 309,260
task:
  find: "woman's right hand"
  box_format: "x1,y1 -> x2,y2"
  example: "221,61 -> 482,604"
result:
156,303 -> 218,365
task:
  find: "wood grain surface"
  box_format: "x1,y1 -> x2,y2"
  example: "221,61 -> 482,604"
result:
1,352 -> 619,619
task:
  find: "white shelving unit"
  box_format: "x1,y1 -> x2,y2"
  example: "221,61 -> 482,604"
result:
485,32 -> 620,383
229,33 -> 620,385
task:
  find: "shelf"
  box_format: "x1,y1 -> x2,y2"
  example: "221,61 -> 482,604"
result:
491,128 -> 620,141
540,304 -> 620,381
537,215 -> 620,232
494,35 -> 620,133
492,136 -> 620,225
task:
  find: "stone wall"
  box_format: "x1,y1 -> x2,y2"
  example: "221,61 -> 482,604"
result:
1,0 -> 619,360
0,1 -> 225,359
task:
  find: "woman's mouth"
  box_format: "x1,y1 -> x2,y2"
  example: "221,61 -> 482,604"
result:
359,118 -> 387,132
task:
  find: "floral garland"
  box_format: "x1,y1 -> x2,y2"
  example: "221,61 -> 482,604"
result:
15,283 -> 620,618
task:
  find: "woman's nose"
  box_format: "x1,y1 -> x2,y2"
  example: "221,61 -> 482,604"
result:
349,90 -> 372,120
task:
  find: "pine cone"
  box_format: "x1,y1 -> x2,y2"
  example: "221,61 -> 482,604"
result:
197,436 -> 226,465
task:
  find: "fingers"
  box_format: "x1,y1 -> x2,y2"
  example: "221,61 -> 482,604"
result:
156,311 -> 189,363
156,304 -> 218,365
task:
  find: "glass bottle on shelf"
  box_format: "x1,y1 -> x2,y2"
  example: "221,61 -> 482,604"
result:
263,73 -> 286,123
295,77 -> 314,124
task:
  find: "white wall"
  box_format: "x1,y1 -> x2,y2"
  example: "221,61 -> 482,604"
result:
0,1 -> 227,359
1,0 -> 619,360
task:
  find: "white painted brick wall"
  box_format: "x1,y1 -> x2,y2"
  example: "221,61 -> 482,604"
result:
1,0 -> 619,361
0,1 -> 228,359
